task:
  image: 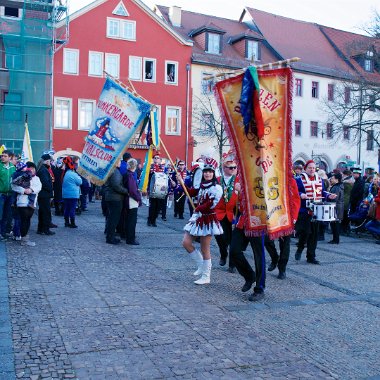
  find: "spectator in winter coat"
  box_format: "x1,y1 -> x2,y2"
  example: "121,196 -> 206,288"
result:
341,169 -> 354,235
328,172 -> 344,244
349,168 -> 365,216
36,154 -> 55,235
365,187 -> 380,244
123,158 -> 142,245
11,162 -> 41,246
62,157 -> 82,228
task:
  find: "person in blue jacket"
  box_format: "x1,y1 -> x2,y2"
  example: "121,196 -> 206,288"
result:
62,156 -> 82,228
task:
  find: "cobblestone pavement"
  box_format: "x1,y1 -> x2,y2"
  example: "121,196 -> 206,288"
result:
0,201 -> 379,379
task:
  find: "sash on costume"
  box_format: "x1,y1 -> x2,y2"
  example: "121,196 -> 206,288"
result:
215,68 -> 294,239
78,77 -> 151,185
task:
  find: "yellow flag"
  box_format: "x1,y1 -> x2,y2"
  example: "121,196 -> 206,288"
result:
22,123 -> 33,162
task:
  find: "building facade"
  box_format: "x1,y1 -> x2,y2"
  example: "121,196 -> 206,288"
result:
53,0 -> 193,163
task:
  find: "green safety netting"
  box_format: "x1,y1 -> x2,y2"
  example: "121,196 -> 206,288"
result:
0,1 -> 67,157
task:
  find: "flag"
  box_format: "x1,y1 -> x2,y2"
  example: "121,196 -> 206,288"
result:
150,108 -> 160,148
22,123 -> 33,162
0,145 -> 6,155
77,77 -> 152,185
138,146 -> 153,192
215,68 -> 294,239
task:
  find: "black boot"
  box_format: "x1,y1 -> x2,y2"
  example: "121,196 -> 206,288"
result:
69,218 -> 78,228
64,217 -> 70,227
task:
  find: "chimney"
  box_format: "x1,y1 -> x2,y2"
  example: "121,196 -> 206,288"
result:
169,6 -> 181,27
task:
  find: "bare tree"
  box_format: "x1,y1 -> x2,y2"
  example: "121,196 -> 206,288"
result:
192,93 -> 230,163
321,13 -> 380,161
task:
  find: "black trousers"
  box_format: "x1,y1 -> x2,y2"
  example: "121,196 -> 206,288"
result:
296,213 -> 319,260
215,216 -> 234,267
148,197 -> 162,223
105,200 -> 123,242
161,195 -> 168,218
18,207 -> 34,237
125,207 -> 137,243
174,192 -> 186,217
37,197 -> 52,233
341,210 -> 350,233
230,228 -> 266,294
330,221 -> 340,243
264,236 -> 291,272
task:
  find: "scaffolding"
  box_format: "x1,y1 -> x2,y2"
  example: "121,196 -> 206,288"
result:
0,0 -> 68,157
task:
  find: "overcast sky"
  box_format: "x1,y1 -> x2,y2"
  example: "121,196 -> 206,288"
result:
69,0 -> 379,34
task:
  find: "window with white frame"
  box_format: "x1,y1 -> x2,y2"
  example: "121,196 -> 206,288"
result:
78,99 -> 95,131
105,53 -> 120,78
165,61 -> 178,85
295,78 -> 303,96
310,121 -> 318,137
129,56 -> 142,81
294,120 -> 301,136
54,97 -> 72,129
166,106 -> 181,135
246,40 -> 259,61
107,17 -> 136,40
207,33 -> 220,54
311,81 -> 319,98
88,51 -> 103,77
201,72 -> 215,94
143,58 -> 156,82
63,49 -> 79,75
1,6 -> 22,18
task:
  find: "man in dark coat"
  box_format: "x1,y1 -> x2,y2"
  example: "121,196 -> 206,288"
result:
37,154 -> 55,235
349,167 -> 365,215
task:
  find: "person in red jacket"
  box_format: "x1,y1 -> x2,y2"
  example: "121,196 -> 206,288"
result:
214,151 -> 239,272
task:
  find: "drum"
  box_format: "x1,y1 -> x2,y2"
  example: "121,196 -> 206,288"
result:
149,172 -> 168,199
312,202 -> 336,222
192,165 -> 204,189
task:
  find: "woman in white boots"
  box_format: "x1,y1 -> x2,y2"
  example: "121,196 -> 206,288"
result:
181,156 -> 223,284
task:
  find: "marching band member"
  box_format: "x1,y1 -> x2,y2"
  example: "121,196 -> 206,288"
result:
214,151 -> 239,272
147,152 -> 166,227
171,160 -> 188,219
181,157 -> 223,285
295,160 -> 336,264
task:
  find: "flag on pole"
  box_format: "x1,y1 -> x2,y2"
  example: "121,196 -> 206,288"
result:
138,146 -> 153,192
22,122 -> 33,162
150,108 -> 160,148
0,145 -> 6,155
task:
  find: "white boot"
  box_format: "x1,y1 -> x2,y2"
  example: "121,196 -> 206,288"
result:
190,249 -> 203,276
194,259 -> 212,285
20,235 -> 36,247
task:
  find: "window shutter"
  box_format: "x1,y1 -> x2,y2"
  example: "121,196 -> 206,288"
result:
205,33 -> 209,52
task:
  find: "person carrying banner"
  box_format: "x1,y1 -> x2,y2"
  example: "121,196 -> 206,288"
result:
171,159 -> 187,219
181,157 -> 223,285
104,160 -> 129,244
266,177 -> 301,279
147,152 -> 166,227
214,151 -> 239,272
295,160 -> 337,264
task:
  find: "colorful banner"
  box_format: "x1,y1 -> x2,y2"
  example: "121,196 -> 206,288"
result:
78,77 -> 151,185
215,68 -> 293,239
21,123 -> 33,162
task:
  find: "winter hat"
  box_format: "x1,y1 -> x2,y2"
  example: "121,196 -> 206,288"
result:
63,156 -> 75,170
41,153 -> 51,161
16,161 -> 27,171
202,157 -> 218,171
304,160 -> 315,170
352,167 -> 362,174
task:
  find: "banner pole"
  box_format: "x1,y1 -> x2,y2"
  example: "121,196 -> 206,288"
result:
159,137 -> 195,210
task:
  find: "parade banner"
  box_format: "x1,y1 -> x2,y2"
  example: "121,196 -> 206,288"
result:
21,123 -> 33,162
78,77 -> 151,185
215,68 -> 294,239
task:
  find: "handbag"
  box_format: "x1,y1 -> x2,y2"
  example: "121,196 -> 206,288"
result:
129,197 -> 138,209
367,201 -> 377,219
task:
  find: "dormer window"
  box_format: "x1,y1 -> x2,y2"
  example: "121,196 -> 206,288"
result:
364,50 -> 374,72
246,40 -> 259,61
207,33 -> 220,54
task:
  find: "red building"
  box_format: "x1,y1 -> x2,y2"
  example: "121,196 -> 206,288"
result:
53,0 -> 193,163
